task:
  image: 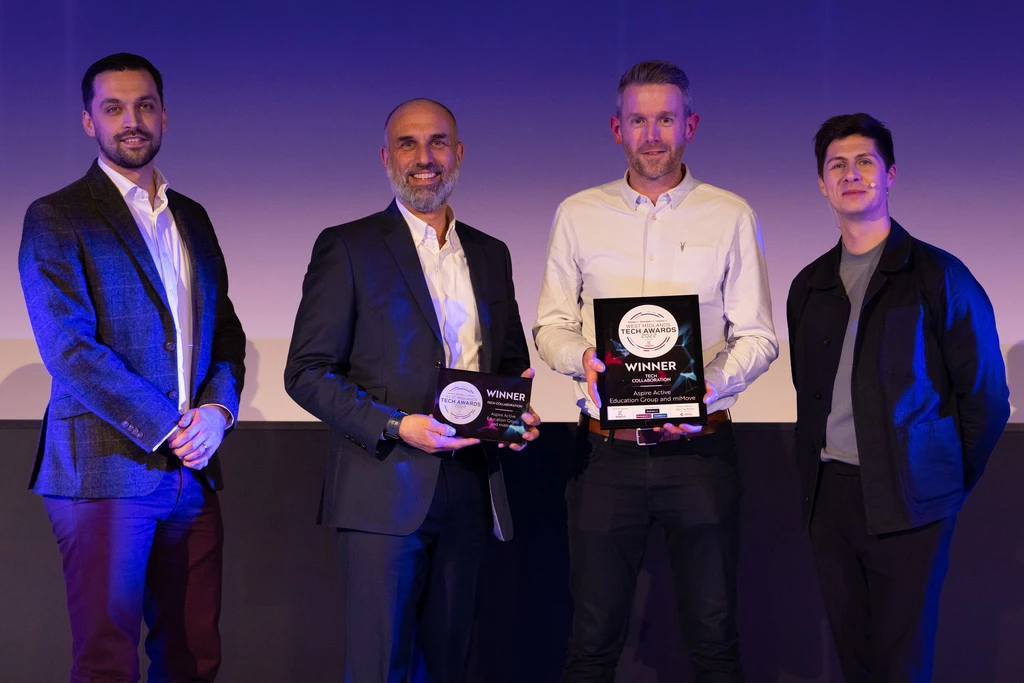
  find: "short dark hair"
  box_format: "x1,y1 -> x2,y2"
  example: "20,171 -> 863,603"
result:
616,60 -> 693,117
814,113 -> 895,177
82,53 -> 163,111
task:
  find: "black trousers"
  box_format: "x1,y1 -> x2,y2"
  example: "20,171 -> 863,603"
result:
810,461 -> 957,683
337,455 -> 491,683
563,425 -> 744,683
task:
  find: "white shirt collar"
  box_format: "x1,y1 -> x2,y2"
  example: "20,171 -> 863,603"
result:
97,156 -> 170,204
395,199 -> 460,250
619,164 -> 697,211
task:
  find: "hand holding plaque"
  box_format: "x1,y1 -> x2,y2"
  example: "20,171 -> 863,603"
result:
594,295 -> 707,429
433,368 -> 534,444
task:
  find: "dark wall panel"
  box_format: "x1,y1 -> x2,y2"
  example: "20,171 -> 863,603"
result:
2,423 -> 1021,682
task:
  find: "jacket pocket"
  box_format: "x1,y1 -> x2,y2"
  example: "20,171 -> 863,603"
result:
48,394 -> 91,420
896,416 -> 963,504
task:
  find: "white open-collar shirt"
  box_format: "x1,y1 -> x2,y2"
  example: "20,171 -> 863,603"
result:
98,157 -> 193,416
533,167 -> 778,418
396,200 -> 482,372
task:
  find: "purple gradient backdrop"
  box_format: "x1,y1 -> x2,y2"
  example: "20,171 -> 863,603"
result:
2,1 -> 1022,421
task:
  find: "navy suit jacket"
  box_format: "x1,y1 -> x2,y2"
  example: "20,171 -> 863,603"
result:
284,201 -> 531,539
19,161 -> 246,497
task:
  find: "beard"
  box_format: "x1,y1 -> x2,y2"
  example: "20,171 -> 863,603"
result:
386,158 -> 460,213
624,142 -> 685,183
98,128 -> 161,170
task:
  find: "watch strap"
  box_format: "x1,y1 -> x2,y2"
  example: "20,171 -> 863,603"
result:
384,410 -> 407,440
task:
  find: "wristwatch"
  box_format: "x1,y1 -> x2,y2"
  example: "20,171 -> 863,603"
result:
384,410 -> 407,440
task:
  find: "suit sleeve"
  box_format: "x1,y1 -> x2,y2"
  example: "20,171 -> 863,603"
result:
192,206 -> 246,422
941,263 -> 1010,491
284,228 -> 394,451
495,241 -> 531,376
18,199 -> 180,451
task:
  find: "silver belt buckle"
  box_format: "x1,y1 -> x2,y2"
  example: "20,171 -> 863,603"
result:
635,428 -> 659,446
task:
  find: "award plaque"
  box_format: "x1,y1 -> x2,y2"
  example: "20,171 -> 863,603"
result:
594,295 -> 706,429
433,368 -> 533,444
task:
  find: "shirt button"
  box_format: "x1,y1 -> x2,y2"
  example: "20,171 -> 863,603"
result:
652,215 -> 658,221
649,255 -> 655,261
814,391 -> 823,400
164,341 -> 176,352
822,337 -> 831,347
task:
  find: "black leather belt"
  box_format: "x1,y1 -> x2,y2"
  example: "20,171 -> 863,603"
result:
580,410 -> 730,445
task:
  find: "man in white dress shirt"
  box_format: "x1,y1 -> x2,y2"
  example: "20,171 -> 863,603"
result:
285,98 -> 539,683
534,60 -> 778,682
19,53 -> 245,682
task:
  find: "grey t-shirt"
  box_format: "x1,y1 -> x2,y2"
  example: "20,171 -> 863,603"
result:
821,237 -> 887,466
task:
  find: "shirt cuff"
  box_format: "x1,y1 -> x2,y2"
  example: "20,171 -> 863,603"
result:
153,422 -> 179,453
704,368 -> 726,399
201,403 -> 236,428
562,339 -> 595,379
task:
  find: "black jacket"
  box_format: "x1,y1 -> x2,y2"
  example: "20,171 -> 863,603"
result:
787,220 -> 1009,534
284,201 -> 530,539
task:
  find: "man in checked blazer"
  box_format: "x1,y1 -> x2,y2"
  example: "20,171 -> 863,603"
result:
18,53 -> 245,682
285,98 -> 539,683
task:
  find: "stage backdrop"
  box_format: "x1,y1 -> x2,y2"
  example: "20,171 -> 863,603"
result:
2,0 -> 1022,423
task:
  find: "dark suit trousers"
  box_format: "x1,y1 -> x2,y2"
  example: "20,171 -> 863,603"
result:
44,466 -> 223,683
810,461 -> 956,683
563,426 -> 744,683
337,452 -> 491,683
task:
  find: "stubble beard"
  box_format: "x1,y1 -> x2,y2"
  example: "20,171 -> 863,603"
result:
100,129 -> 161,170
625,144 -> 685,183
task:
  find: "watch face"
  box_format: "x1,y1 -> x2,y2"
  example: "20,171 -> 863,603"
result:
387,414 -> 403,438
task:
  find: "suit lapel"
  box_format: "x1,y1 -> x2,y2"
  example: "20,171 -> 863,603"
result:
459,226 -> 494,373
380,201 -> 443,344
85,162 -> 171,313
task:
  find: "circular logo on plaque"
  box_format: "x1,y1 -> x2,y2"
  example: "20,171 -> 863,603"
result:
438,381 -> 484,424
617,305 -> 679,358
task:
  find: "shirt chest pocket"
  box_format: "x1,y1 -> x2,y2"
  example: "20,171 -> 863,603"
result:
671,245 -> 720,296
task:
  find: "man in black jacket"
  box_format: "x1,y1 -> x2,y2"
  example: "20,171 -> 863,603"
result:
787,113 -> 1009,683
284,99 -> 539,683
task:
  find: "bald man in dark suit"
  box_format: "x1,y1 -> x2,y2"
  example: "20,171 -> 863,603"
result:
285,98 -> 539,683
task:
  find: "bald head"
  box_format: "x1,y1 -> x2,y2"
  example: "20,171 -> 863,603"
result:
384,98 -> 459,143
381,98 -> 464,216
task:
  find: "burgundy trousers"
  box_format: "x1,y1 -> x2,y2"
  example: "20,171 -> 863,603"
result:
44,466 -> 223,683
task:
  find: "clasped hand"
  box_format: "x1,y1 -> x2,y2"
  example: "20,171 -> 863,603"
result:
168,405 -> 230,470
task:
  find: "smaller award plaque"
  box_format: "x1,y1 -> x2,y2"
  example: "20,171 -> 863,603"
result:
433,368 -> 533,444
594,295 -> 706,429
